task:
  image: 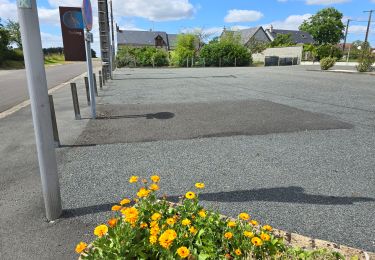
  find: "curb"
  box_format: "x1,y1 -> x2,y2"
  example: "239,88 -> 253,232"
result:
306,69 -> 375,76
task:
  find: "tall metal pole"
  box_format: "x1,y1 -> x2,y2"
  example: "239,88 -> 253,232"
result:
85,29 -> 96,118
342,19 -> 350,52
110,0 -> 115,68
16,0 -> 62,221
364,10 -> 374,43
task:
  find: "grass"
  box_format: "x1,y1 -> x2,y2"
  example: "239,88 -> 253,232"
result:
44,54 -> 66,65
0,60 -> 25,70
0,54 -> 66,70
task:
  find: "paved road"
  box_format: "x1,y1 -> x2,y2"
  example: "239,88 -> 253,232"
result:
0,62 -> 87,112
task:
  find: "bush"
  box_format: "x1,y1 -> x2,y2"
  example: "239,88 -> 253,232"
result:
320,57 -> 336,70
116,46 -> 169,68
316,44 -> 342,61
356,45 -> 374,72
75,175 -> 344,259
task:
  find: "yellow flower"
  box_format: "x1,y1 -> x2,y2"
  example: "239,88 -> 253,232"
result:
260,233 -> 271,241
181,218 -> 191,226
137,187 -> 151,198
140,222 -> 148,228
224,232 -> 233,239
149,183 -> 159,191
244,231 -> 254,238
120,198 -> 131,205
94,224 -> 108,237
151,175 -> 160,183
150,225 -> 160,236
195,182 -> 205,189
185,191 -> 196,199
251,237 -> 263,246
121,207 -> 139,224
239,212 -> 250,221
166,218 -> 175,225
151,213 -> 162,221
107,218 -> 118,228
227,221 -> 236,227
177,246 -> 190,258
111,205 -> 122,211
159,229 -> 177,249
262,225 -> 273,232
150,220 -> 159,227
250,220 -> 259,226
235,249 -> 242,256
198,210 -> 206,218
75,242 -> 87,254
149,235 -> 158,244
129,176 -> 138,183
189,226 -> 197,235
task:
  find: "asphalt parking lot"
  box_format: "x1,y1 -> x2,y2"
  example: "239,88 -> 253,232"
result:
1,66 -> 374,259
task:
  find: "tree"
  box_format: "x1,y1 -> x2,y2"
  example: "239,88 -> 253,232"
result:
6,19 -> 22,49
247,38 -> 268,54
0,18 -> 11,65
91,49 -> 97,58
170,34 -> 197,66
299,7 -> 345,45
269,34 -> 294,48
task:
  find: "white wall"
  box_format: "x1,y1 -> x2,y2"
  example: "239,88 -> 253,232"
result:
252,46 -> 303,64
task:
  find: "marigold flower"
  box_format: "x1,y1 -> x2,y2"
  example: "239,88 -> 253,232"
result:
151,175 -> 160,183
235,249 -> 242,256
129,176 -> 138,183
159,229 -> 177,248
111,205 -> 122,211
177,246 -> 190,258
262,225 -> 273,232
195,182 -> 205,189
140,222 -> 148,228
107,218 -> 118,228
181,218 -> 191,226
260,233 -> 271,241
225,253 -> 232,259
75,242 -> 87,254
189,226 -> 197,235
150,220 -> 159,227
250,220 -> 259,226
239,212 -> 250,221
227,221 -> 236,227
137,187 -> 151,198
150,225 -> 160,236
149,235 -> 158,244
149,183 -> 159,191
251,237 -> 263,246
94,224 -> 108,237
198,210 -> 206,218
185,191 -> 196,199
120,198 -> 131,205
244,231 -> 254,238
121,207 -> 139,224
151,213 -> 162,221
166,218 -> 175,225
142,179 -> 148,183
224,232 -> 233,239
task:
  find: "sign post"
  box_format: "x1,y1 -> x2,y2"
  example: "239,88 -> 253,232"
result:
16,0 -> 62,221
82,0 -> 96,119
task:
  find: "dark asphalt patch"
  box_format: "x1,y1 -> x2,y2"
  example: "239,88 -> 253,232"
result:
75,100 -> 352,146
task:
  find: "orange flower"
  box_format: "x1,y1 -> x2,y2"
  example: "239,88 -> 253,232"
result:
224,232 -> 233,239
262,225 -> 273,232
225,253 -> 232,259
137,187 -> 151,198
149,183 -> 159,191
260,233 -> 270,241
129,176 -> 138,183
235,249 -> 242,256
121,207 -> 139,224
151,175 -> 160,183
198,210 -> 206,218
150,225 -> 160,236
159,229 -> 177,248
149,235 -> 158,244
166,218 -> 175,225
151,213 -> 162,221
239,212 -> 250,221
75,242 -> 87,254
94,224 -> 108,237
140,222 -> 148,228
107,218 -> 118,228
250,220 -> 259,226
181,219 -> 191,226
195,182 -> 205,189
189,226 -> 197,235
227,221 -> 236,227
177,246 -> 190,258
185,191 -> 196,199
120,198 -> 131,205
142,179 -> 148,184
111,205 -> 122,211
244,231 -> 254,238
251,237 -> 263,246
150,220 -> 159,227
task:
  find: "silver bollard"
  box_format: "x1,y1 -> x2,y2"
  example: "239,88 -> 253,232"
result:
48,95 -> 60,148
84,76 -> 90,105
70,83 -> 81,120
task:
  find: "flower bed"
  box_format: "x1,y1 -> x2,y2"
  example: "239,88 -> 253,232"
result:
76,175 -> 363,259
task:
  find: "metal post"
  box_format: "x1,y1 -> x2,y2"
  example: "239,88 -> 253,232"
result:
70,83 -> 81,120
191,57 -> 194,67
93,73 -> 98,96
48,95 -> 60,148
235,57 -> 237,67
84,29 -> 96,119
203,58 -> 205,67
109,0 -> 116,70
17,0 -> 62,221
99,71 -> 103,89
343,19 -> 350,52
219,57 -> 221,67
364,10 -> 374,43
84,77 -> 90,105
347,45 -> 351,63
187,58 -> 189,68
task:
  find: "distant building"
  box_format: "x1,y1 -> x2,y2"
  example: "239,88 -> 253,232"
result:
116,27 -> 178,51
222,26 -> 271,47
265,25 -> 315,45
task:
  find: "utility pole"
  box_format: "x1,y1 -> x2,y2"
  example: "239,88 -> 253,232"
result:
364,10 -> 374,43
342,19 -> 351,52
109,0 -> 115,69
16,0 -> 62,221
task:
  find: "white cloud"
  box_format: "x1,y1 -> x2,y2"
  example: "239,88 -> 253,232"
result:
40,32 -> 63,48
264,13 -> 312,30
38,8 -> 60,26
0,0 -> 18,21
306,0 -> 350,5
112,0 -> 196,21
224,9 -> 263,23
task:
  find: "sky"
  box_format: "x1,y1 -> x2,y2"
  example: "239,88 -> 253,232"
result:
0,0 -> 374,53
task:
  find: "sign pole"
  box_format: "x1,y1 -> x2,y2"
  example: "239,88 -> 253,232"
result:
16,0 -> 62,221
85,30 -> 96,118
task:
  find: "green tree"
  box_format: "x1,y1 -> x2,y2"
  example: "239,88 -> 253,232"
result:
299,7 -> 345,45
171,34 -> 197,66
247,38 -> 268,54
269,34 -> 294,48
0,18 -> 11,65
6,19 -> 22,49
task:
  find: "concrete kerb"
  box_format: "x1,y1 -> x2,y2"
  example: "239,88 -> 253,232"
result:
306,69 -> 375,76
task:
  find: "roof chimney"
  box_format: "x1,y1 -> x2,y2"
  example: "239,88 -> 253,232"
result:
269,24 -> 273,32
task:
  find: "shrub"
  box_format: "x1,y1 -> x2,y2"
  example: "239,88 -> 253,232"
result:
116,46 -> 169,68
316,44 -> 342,61
320,57 -> 336,70
75,175 -> 344,259
356,45 -> 374,72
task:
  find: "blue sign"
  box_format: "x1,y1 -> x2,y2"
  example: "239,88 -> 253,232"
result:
82,0 -> 93,31
62,11 -> 84,30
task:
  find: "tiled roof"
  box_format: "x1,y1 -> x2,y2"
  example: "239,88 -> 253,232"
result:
266,29 -> 315,44
117,30 -> 168,46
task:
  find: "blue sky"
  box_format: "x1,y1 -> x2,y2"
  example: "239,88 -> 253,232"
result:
0,0 -> 374,52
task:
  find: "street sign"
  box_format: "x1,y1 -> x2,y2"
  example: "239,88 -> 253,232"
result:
82,0 -> 93,31
17,0 -> 32,8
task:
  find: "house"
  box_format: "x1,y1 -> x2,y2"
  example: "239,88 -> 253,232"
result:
116,28 -> 178,51
222,26 -> 271,47
265,25 -> 315,45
